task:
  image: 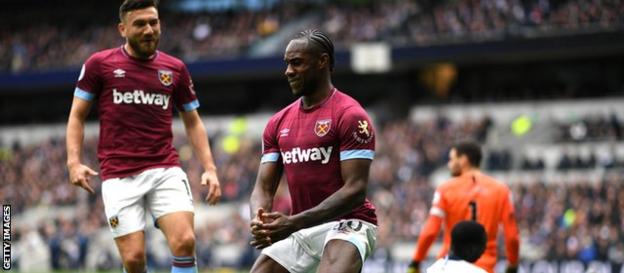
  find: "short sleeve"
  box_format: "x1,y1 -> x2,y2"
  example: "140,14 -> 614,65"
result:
337,106 -> 375,161
260,117 -> 281,164
74,55 -> 102,101
173,65 -> 200,112
429,190 -> 447,218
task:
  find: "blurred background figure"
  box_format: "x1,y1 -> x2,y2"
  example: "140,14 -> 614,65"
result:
426,220 -> 488,273
407,141 -> 519,273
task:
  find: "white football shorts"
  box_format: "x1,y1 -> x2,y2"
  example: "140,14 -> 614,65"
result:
101,167 -> 194,238
261,219 -> 377,273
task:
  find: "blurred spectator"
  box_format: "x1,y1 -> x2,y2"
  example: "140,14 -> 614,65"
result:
558,114 -> 624,142
4,112 -> 624,271
2,0 -> 623,73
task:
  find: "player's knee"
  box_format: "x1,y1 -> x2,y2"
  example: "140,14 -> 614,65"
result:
170,231 -> 195,254
121,250 -> 146,272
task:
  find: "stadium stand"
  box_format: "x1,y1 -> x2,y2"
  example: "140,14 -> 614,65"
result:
2,0 -> 622,73
3,98 -> 624,272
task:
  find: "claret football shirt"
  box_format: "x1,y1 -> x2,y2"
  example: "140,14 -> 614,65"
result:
261,89 -> 377,224
74,46 -> 199,180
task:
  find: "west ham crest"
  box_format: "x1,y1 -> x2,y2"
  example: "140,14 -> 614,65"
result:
315,119 -> 331,137
109,216 -> 119,228
158,69 -> 173,87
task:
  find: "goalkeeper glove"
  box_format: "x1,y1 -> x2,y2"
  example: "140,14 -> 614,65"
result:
505,266 -> 518,273
407,260 -> 420,273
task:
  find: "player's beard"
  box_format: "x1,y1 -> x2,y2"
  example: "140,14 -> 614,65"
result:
450,165 -> 462,177
128,35 -> 159,59
289,74 -> 319,97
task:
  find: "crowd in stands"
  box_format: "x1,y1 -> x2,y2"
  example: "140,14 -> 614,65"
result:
389,0 -> 624,46
2,0 -> 623,73
3,113 -> 624,271
557,114 -> 623,142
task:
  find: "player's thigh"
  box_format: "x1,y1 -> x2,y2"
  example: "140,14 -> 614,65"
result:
114,230 -> 146,262
319,219 -> 378,273
156,211 -> 194,246
259,227 -> 329,273
317,240 -> 361,273
147,167 -> 194,220
250,254 -> 290,273
102,176 -> 151,238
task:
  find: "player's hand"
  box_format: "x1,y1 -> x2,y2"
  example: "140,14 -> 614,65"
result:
67,163 -> 97,194
406,260 -> 420,273
201,170 -> 221,205
250,208 -> 268,236
505,266 -> 518,273
250,208 -> 272,249
255,211 -> 297,245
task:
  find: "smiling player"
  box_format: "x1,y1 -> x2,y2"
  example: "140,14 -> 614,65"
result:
248,29 -> 378,273
65,1 -> 221,273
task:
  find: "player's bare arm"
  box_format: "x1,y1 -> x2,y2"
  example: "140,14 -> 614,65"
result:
257,159 -> 371,244
180,109 -> 221,205
249,161 -> 283,249
66,97 -> 97,194
408,215 -> 444,273
502,191 -> 520,273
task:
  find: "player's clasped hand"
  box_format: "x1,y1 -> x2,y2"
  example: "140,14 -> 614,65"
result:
67,163 -> 98,194
201,170 -> 221,205
250,208 -> 272,249
250,208 -> 297,249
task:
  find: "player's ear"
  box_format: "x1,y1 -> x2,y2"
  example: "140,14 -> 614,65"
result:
318,53 -> 329,69
459,154 -> 470,167
117,22 -> 127,38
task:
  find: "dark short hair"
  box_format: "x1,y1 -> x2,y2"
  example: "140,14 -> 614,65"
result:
451,220 -> 487,263
452,141 -> 482,167
119,0 -> 158,22
294,29 -> 335,71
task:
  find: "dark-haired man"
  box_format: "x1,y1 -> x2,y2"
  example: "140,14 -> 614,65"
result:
66,1 -> 221,272
407,141 -> 519,273
426,221 -> 488,273
249,29 -> 377,273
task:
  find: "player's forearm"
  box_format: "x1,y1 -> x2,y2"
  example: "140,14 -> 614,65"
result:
291,181 -> 366,230
503,202 -> 521,265
250,162 -> 282,217
505,229 -> 520,265
66,115 -> 85,166
249,187 -> 274,217
412,216 -> 443,262
185,121 -> 217,172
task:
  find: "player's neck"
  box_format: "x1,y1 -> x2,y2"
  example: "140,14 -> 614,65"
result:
460,167 -> 480,176
301,82 -> 334,109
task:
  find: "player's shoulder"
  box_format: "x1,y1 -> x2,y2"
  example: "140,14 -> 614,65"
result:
463,262 -> 488,273
332,89 -> 370,120
266,99 -> 300,126
155,50 -> 186,68
438,176 -> 465,192
85,47 -> 120,65
479,173 -> 511,191
333,89 -> 364,110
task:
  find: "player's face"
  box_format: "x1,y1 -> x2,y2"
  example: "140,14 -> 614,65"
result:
284,40 -> 322,97
448,148 -> 463,177
119,7 -> 161,58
